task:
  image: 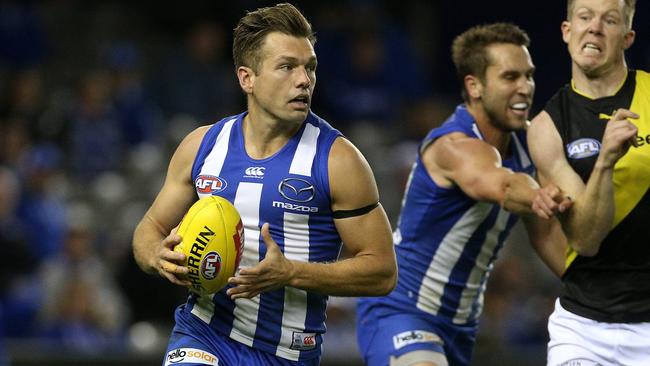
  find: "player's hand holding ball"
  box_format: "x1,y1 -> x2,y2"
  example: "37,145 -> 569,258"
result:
174,196 -> 245,295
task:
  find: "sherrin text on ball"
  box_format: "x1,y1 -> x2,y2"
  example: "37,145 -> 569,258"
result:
174,196 -> 244,295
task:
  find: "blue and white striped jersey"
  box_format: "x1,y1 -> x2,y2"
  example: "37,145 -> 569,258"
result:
178,111 -> 343,361
358,105 -> 534,326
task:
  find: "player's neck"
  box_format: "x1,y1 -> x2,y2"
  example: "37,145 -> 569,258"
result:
242,112 -> 302,160
467,104 -> 511,157
572,63 -> 628,99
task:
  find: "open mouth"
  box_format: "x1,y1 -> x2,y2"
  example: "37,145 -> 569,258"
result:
289,95 -> 310,108
582,42 -> 601,55
510,102 -> 529,116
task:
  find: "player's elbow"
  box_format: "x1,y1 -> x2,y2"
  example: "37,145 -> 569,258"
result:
372,262 -> 398,296
566,229 -> 602,257
571,242 -> 599,257
569,237 -> 600,257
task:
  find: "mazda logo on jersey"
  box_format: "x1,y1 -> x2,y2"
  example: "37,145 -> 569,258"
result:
278,178 -> 315,202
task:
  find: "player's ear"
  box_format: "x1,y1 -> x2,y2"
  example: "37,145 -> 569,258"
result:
623,29 -> 635,50
561,21 -> 571,44
465,75 -> 482,100
237,66 -> 255,94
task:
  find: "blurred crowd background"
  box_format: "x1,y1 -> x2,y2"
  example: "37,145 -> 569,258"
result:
0,1 -> 648,365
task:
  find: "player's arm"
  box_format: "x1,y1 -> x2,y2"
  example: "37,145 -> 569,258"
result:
426,132 -> 566,216
320,137 -> 397,296
132,126 -> 209,285
521,214 -> 567,277
227,137 -> 397,299
528,110 -> 638,256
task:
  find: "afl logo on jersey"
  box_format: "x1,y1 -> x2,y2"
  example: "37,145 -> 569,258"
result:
567,138 -> 600,159
278,178 -> 315,202
195,175 -> 227,194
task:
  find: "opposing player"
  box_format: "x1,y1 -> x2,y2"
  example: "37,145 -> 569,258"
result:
132,3 -> 396,365
356,23 -> 570,366
527,0 -> 650,364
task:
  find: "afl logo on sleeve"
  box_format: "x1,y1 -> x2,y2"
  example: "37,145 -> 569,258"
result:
195,175 -> 227,194
567,138 -> 601,159
278,178 -> 315,202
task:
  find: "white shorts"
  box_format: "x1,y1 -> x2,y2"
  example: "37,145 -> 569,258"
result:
547,299 -> 650,366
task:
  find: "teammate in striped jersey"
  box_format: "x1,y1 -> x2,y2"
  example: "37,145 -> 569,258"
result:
132,3 -> 396,366
356,23 -> 571,366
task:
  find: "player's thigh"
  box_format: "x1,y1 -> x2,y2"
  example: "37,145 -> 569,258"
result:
618,321 -> 650,365
390,349 -> 448,366
164,313 -> 243,366
359,313 -> 447,366
547,300 -> 610,366
164,334 -> 222,366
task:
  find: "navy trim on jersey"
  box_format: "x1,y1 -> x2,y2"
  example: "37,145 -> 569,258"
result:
191,115 -> 239,181
332,202 -> 379,219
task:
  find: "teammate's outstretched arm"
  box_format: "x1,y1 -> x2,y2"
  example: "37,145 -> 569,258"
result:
528,110 -> 638,256
227,137 -> 397,299
426,132 -> 567,215
426,131 -> 570,276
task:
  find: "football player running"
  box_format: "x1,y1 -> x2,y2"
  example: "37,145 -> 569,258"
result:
356,23 -> 570,366
133,3 -> 396,366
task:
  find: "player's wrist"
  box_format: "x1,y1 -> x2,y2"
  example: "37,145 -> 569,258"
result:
594,158 -> 616,171
285,259 -> 300,288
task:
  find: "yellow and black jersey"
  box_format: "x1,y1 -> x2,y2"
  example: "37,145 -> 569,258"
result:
544,69 -> 650,323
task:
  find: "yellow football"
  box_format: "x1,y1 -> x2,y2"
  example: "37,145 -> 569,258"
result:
174,196 -> 244,295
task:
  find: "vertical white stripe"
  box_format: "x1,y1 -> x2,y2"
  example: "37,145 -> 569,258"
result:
201,118 -> 236,177
472,123 -> 484,140
511,132 -> 532,168
190,118 -> 237,322
416,202 -> 493,316
277,212 -> 310,360
190,293 -> 217,324
229,182 -> 264,347
281,212 -> 311,260
452,208 -> 510,324
289,123 -> 320,176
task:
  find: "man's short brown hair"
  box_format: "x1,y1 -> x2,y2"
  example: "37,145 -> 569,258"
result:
233,3 -> 316,73
451,23 -> 530,102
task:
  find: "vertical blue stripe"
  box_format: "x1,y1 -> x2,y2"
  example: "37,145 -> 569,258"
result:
467,214 -> 519,321
253,221 -> 285,351
297,214 -> 329,361
253,290 -> 285,350
437,205 -> 501,320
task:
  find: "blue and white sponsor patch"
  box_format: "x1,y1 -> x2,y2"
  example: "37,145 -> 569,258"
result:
566,138 -> 601,159
165,348 -> 219,365
392,330 -> 443,350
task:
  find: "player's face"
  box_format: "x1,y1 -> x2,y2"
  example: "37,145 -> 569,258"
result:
562,0 -> 635,77
480,43 -> 535,131
249,32 -> 317,124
